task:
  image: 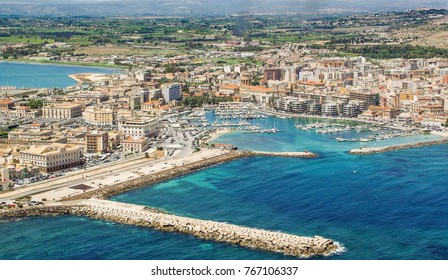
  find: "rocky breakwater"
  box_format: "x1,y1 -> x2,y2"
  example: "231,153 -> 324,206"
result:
0,205 -> 75,218
62,150 -> 252,201
252,151 -> 318,158
349,138 -> 448,155
72,199 -> 340,258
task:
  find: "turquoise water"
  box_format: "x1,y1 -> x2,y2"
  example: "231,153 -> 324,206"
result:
1,116 -> 447,259
0,62 -> 118,88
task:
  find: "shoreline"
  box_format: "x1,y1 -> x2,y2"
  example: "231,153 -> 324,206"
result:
68,73 -> 112,87
204,128 -> 233,144
0,59 -> 126,69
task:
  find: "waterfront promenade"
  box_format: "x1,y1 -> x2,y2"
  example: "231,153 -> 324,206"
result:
0,198 -> 341,258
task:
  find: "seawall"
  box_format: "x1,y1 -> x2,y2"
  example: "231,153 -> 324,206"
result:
0,199 -> 340,258
0,205 -> 74,218
349,138 -> 448,155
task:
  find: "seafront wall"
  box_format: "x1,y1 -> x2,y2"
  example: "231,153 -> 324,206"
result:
349,138 -> 448,155
62,151 -> 253,201
0,205 -> 74,218
0,199 -> 340,258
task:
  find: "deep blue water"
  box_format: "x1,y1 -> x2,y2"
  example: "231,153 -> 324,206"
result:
0,62 -> 118,88
1,116 -> 447,260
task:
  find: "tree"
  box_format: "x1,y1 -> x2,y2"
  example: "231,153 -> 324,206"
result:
28,100 -> 44,109
145,152 -> 149,158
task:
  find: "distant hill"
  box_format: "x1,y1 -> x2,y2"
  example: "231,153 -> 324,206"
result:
0,0 -> 447,17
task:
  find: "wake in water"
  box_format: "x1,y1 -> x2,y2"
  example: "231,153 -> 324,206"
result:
0,217 -> 23,223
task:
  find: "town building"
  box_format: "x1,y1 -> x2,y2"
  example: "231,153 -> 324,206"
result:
42,103 -> 84,119
85,131 -> 109,154
162,83 -> 182,103
83,106 -> 114,126
0,100 -> 14,111
122,137 -> 149,153
118,117 -> 159,139
19,143 -> 83,173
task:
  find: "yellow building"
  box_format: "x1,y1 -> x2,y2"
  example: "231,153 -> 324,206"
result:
83,106 -> 114,126
19,143 -> 82,173
42,103 -> 84,119
85,131 -> 109,154
399,92 -> 415,101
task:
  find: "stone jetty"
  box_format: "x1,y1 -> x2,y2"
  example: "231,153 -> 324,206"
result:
349,138 -> 448,155
1,199 -> 339,258
252,151 -> 318,158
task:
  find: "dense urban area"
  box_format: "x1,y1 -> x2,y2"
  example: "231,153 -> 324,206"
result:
1,8 -> 448,200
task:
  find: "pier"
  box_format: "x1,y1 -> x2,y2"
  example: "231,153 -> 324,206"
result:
0,199 -> 340,258
349,138 -> 448,155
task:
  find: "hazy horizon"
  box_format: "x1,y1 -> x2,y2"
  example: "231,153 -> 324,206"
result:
0,0 -> 447,17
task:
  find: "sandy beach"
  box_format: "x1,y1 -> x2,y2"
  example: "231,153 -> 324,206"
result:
204,129 -> 233,144
69,73 -> 112,86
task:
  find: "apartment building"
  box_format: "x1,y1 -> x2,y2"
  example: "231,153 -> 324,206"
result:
85,131 -> 109,154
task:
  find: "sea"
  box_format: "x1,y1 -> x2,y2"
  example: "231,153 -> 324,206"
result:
0,61 -> 118,88
1,111 -> 447,260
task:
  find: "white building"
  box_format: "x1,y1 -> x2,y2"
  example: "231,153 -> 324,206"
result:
118,117 -> 159,139
122,137 -> 149,153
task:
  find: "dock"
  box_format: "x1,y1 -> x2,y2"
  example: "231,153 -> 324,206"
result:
1,199 -> 340,258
